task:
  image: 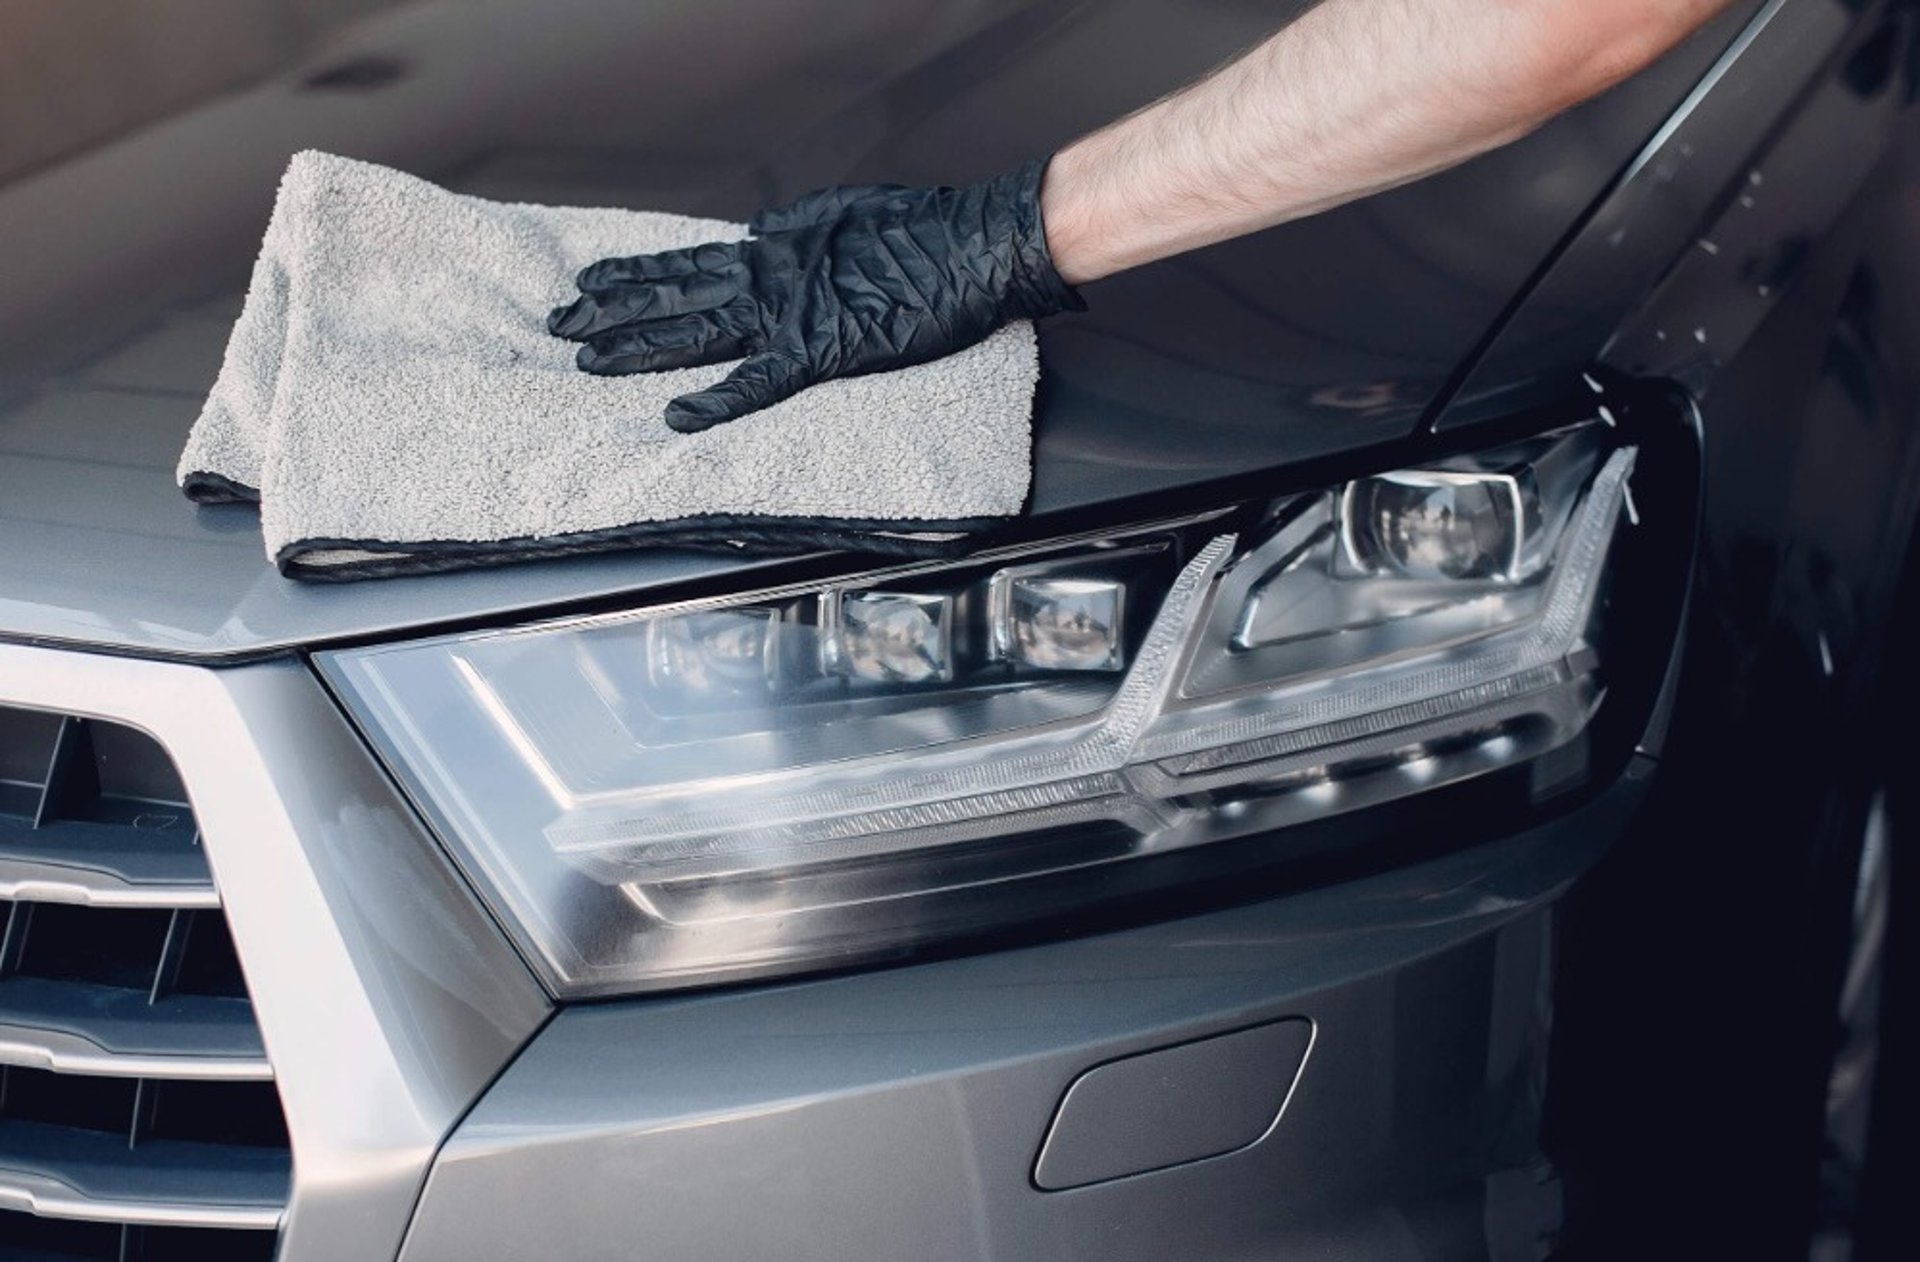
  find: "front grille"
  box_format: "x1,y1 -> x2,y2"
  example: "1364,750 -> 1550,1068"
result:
0,706 -> 288,1259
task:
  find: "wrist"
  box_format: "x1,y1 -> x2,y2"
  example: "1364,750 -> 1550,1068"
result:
1037,146 -> 1110,286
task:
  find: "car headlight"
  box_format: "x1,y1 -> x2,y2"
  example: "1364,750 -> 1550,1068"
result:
319,422 -> 1635,995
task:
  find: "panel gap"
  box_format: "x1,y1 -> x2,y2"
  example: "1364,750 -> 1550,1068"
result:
129,1077 -> 160,1151
90,721 -> 194,831
0,1064 -> 140,1135
0,1208 -> 125,1257
15,903 -> 172,990
0,705 -> 62,820
0,900 -> 34,978
146,1078 -> 289,1149
35,715 -> 102,828
149,909 -> 194,1004
172,910 -> 249,999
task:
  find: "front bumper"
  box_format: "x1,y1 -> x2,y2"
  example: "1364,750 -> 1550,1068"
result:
399,762 -> 1652,1261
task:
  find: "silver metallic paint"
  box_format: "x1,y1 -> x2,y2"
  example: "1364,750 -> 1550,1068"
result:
397,762 -> 1648,1261
0,641 -> 551,1261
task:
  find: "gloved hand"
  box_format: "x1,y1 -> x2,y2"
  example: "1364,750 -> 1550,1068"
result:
547,158 -> 1084,432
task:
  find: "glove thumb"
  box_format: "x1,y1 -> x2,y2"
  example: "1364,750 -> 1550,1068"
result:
664,351 -> 812,433
750,183 -> 908,234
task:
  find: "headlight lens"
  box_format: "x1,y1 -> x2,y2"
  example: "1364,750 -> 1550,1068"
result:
321,423 -> 1634,995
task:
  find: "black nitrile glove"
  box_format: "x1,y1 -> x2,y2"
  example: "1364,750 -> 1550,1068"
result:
547,158 -> 1084,432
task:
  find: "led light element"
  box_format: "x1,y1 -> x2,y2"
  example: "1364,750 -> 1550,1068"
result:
827,591 -> 954,683
1341,470 -> 1525,581
989,556 -> 1135,672
1231,502 -> 1340,653
1005,577 -> 1125,672
647,608 -> 779,698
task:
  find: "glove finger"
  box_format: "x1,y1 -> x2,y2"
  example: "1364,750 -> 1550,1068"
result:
663,350 -> 811,432
574,240 -> 741,293
576,313 -> 752,376
749,182 -> 909,234
548,264 -> 748,340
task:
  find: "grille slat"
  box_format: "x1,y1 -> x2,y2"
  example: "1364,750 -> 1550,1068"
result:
0,706 -> 284,1256
0,977 -> 267,1079
0,1118 -> 286,1227
0,711 -> 215,910
0,829 -> 218,910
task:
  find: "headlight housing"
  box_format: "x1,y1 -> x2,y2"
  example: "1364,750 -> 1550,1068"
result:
321,423 -> 1636,995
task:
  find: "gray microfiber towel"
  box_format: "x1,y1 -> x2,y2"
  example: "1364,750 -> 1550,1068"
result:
177,150 -> 1039,581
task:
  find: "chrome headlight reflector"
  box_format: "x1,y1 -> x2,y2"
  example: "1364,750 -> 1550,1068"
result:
321,424 -> 1634,995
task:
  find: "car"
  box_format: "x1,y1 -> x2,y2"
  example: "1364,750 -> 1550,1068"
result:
0,0 -> 1911,1258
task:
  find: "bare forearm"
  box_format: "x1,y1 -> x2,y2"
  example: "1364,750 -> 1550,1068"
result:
1042,0 -> 1733,284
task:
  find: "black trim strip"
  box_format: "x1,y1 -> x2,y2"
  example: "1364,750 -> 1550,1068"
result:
179,472 -> 260,505
271,512 -> 1005,582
